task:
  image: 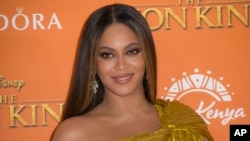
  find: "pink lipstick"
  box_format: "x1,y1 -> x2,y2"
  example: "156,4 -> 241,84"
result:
111,73 -> 133,84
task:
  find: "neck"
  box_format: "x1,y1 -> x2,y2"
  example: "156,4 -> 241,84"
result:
100,92 -> 153,116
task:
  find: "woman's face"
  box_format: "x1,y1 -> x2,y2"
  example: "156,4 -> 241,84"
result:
96,23 -> 145,97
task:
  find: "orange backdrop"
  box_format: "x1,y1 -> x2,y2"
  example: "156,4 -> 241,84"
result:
1,0 -> 249,140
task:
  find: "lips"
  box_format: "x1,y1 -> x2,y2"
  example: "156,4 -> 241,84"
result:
111,73 -> 134,84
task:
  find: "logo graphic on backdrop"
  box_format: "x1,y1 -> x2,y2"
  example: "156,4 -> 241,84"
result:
0,7 -> 62,31
136,0 -> 250,30
162,68 -> 247,125
0,75 -> 63,128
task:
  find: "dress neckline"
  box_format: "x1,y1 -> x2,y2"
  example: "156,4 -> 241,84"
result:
117,99 -> 168,140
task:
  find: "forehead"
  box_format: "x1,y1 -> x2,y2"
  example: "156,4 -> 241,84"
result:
98,23 -> 140,49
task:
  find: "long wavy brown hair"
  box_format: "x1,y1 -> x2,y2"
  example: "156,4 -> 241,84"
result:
61,3 -> 157,121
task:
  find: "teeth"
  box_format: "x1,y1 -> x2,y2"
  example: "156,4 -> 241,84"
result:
112,74 -> 133,84
118,76 -> 130,81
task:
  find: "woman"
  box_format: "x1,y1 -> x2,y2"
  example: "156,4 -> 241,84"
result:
51,3 -> 213,141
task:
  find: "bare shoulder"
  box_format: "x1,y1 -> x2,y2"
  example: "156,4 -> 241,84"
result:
51,116 -> 95,141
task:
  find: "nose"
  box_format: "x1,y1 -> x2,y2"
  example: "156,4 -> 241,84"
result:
114,56 -> 128,70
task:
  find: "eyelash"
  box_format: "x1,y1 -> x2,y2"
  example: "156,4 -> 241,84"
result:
100,52 -> 113,59
127,48 -> 140,55
99,48 -> 141,59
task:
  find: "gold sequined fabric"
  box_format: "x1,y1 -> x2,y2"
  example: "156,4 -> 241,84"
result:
118,99 -> 214,141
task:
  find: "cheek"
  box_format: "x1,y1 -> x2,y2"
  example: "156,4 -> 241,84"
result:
96,59 -> 114,75
130,56 -> 146,71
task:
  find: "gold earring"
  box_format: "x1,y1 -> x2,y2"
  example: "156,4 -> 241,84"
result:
91,80 -> 99,94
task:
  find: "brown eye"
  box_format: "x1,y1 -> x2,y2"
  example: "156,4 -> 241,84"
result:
127,48 -> 140,55
100,52 -> 114,59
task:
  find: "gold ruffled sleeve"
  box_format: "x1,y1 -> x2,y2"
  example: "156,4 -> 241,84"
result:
118,99 -> 214,141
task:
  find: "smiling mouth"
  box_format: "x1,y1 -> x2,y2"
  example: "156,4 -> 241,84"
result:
111,73 -> 134,84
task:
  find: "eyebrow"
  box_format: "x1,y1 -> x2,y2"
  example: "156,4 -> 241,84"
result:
98,42 -> 141,51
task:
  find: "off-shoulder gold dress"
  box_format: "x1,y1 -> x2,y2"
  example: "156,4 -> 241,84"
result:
118,99 -> 214,141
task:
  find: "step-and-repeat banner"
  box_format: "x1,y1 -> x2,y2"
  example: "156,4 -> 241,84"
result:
1,0 -> 249,140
